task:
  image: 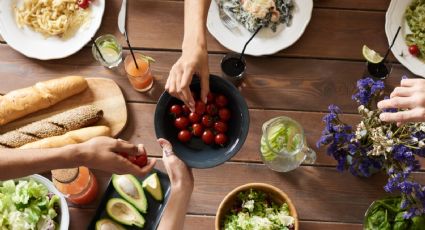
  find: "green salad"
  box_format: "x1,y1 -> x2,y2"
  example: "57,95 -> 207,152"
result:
364,197 -> 425,230
0,179 -> 60,230
405,0 -> 425,61
223,189 -> 294,230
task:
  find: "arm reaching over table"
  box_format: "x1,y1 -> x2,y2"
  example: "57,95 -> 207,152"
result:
157,138 -> 194,230
378,79 -> 425,124
0,136 -> 156,180
166,0 -> 211,111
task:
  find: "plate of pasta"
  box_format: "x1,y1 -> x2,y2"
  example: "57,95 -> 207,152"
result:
207,0 -> 313,56
386,0 -> 425,77
0,0 -> 105,60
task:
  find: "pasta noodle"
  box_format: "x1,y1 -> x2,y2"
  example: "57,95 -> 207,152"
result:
14,0 -> 89,38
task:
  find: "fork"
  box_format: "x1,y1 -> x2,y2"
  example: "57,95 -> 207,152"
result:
215,0 -> 237,30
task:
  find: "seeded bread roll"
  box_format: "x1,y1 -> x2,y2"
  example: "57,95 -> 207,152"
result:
19,126 -> 111,149
0,105 -> 103,148
0,76 -> 88,126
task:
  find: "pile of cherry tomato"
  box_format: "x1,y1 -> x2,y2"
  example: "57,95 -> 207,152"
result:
170,92 -> 231,146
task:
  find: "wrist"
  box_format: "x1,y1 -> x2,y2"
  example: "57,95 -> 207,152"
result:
182,34 -> 207,51
171,181 -> 194,195
69,143 -> 90,167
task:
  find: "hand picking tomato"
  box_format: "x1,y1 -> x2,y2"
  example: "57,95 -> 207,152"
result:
214,121 -> 228,133
206,104 -> 218,116
182,105 -> 191,115
215,94 -> 228,108
134,154 -> 148,167
409,45 -> 420,56
77,0 -> 90,9
192,123 -> 204,137
118,152 -> 129,158
175,117 -> 190,130
219,108 -> 231,121
202,130 -> 214,145
189,112 -> 201,123
202,115 -> 214,127
215,133 -> 228,146
170,104 -> 182,117
195,101 -> 206,115
178,130 -> 192,143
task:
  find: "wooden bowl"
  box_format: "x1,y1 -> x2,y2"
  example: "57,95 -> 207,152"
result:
215,183 -> 299,230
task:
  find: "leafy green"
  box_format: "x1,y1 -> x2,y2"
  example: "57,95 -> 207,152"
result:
223,189 -> 294,230
0,179 -> 60,230
364,197 -> 425,230
405,0 -> 425,61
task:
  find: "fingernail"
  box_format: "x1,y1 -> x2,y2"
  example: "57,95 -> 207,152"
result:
379,114 -> 386,121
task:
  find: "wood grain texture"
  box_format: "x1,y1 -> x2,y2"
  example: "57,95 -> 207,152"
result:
0,45 -> 413,114
64,162 -> 425,224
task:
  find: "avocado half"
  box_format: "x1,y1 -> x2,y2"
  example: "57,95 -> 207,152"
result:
106,198 -> 145,228
112,174 -> 147,213
95,218 -> 125,230
142,173 -> 163,201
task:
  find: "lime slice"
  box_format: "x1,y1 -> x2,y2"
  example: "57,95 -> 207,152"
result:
362,45 -> 383,64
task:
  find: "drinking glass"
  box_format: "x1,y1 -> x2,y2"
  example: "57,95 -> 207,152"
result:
260,116 -> 316,172
365,61 -> 393,80
92,34 -> 123,68
124,53 -> 154,92
221,53 -> 246,84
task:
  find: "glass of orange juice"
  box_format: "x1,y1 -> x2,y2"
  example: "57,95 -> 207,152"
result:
124,53 -> 154,92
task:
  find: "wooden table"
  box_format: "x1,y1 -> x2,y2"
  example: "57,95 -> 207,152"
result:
1,0 -> 425,229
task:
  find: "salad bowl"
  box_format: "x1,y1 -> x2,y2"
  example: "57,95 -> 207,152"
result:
215,183 -> 299,230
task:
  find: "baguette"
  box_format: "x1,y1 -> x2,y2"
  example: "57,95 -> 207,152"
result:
0,105 -> 103,148
0,76 -> 88,126
19,126 -> 111,149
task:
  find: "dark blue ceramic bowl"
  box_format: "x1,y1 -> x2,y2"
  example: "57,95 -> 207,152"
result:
154,75 -> 249,168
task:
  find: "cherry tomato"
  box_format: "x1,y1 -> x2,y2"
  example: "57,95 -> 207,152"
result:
214,121 -> 228,133
215,94 -> 228,108
409,45 -> 420,56
219,108 -> 231,121
206,104 -> 218,116
202,130 -> 214,145
169,104 -> 182,117
174,117 -> 190,130
207,92 -> 215,104
195,101 -> 206,115
134,154 -> 148,167
127,155 -> 137,164
182,105 -> 191,116
215,133 -> 228,145
118,152 -> 129,158
192,123 -> 204,137
77,0 -> 90,9
188,112 -> 201,123
178,130 -> 192,143
202,115 -> 214,127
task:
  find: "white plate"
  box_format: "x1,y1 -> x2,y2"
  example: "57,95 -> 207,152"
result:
207,0 -> 313,56
0,0 -> 105,60
386,0 -> 425,77
18,174 -> 70,230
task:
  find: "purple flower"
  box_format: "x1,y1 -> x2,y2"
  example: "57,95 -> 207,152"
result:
352,78 -> 384,106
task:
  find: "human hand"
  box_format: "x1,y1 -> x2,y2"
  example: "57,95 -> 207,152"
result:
75,137 -> 156,177
378,79 -> 425,124
157,138 -> 194,192
165,45 -> 209,111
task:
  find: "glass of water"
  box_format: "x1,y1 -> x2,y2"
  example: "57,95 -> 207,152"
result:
260,116 -> 316,172
92,34 -> 123,68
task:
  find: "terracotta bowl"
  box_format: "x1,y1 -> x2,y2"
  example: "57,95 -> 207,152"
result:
215,183 -> 299,230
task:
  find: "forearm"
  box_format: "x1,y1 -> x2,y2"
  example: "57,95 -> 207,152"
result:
157,185 -> 193,230
183,0 -> 211,49
0,145 -> 79,180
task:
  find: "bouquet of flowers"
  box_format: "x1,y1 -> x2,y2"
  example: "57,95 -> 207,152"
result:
317,77 -> 425,218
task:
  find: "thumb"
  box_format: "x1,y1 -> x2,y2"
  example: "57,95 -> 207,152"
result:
200,70 -> 210,104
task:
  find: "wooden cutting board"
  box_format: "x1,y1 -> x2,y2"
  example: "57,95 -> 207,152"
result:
0,78 -> 127,137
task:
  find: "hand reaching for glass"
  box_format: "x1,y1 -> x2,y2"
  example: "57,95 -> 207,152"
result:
378,79 -> 425,124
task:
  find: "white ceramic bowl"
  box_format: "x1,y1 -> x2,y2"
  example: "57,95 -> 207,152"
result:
22,174 -> 70,230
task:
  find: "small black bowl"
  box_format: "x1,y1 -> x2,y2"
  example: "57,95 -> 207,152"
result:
154,75 -> 250,168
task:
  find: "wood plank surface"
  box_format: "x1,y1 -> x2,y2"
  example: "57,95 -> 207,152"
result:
63,162 -> 425,225
0,44 -> 413,114
1,1 -> 395,61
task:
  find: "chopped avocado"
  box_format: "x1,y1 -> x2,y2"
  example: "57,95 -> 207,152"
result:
95,218 -> 126,230
112,174 -> 147,213
142,173 -> 163,201
106,198 -> 145,228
